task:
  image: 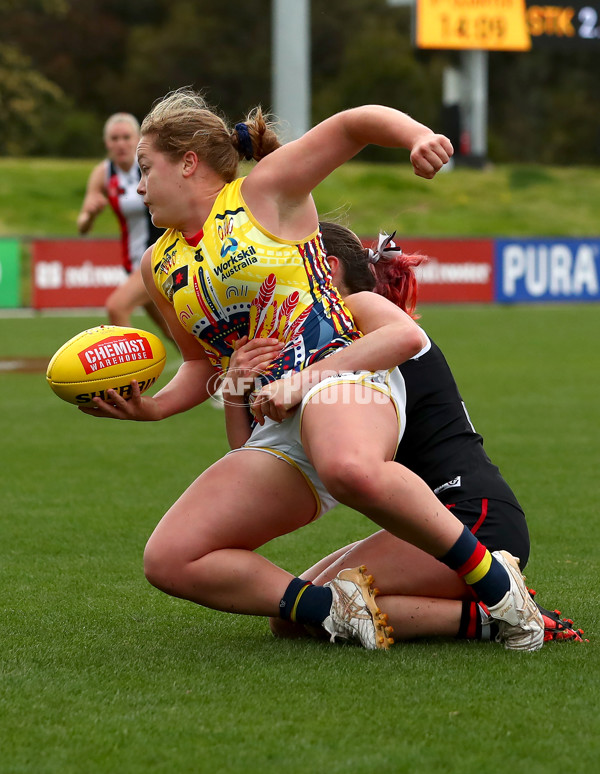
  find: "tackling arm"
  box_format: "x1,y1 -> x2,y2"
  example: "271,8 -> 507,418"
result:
251,292 -> 427,424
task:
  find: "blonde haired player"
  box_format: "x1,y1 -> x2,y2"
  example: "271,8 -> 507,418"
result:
77,112 -> 170,338
80,88 -> 543,652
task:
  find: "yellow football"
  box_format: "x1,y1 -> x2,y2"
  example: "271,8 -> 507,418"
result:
47,325 -> 167,406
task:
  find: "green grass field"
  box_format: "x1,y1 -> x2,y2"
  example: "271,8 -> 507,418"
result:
1,305 -> 598,773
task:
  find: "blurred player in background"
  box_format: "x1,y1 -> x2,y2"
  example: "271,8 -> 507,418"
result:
77,112 -> 171,338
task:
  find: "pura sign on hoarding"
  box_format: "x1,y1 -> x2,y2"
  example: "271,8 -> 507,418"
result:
495,239 -> 600,302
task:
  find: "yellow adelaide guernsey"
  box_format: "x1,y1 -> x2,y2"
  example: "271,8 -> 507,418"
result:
152,177 -> 360,382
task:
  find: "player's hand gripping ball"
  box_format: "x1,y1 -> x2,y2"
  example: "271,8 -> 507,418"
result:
46,325 -> 167,406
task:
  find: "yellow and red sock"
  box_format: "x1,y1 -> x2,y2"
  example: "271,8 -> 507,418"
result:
440,526 -> 510,607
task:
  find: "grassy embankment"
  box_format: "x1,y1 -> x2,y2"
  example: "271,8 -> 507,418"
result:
2,157 -> 600,239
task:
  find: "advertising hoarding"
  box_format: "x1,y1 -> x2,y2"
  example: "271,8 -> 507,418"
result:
32,239 -> 126,309
0,239 -> 20,308
495,238 -> 600,302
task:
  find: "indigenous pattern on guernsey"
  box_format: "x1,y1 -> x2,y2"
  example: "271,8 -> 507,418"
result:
151,177 -> 360,383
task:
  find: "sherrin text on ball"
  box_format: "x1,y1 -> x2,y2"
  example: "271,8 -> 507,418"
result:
47,325 -> 167,406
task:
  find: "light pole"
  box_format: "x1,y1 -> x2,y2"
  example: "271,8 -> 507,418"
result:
272,0 -> 311,142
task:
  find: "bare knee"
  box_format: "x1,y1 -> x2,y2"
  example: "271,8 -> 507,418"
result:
143,540 -> 171,592
317,456 -> 382,508
143,537 -> 190,595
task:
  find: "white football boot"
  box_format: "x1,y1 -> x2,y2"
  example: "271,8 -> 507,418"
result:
322,566 -> 394,650
486,550 -> 545,652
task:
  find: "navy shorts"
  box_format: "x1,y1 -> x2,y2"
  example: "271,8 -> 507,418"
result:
446,498 -> 530,569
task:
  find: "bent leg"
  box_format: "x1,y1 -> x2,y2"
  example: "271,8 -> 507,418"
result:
144,450 -> 318,616
269,530 -> 469,640
300,384 -> 534,633
270,595 -> 463,641
301,385 -> 464,557
309,530 -> 469,598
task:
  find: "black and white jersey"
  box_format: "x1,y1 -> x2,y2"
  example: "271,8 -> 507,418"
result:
106,160 -> 163,272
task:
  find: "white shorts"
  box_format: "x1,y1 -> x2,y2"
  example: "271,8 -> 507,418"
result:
227,369 -> 406,520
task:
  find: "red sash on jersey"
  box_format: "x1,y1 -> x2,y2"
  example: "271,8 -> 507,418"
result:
107,161 -> 131,273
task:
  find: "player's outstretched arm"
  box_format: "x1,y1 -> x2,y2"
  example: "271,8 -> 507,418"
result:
242,106 -> 452,245
245,105 -> 453,213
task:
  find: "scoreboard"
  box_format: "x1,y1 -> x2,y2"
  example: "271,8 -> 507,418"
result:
415,0 -> 600,49
415,0 -> 532,50
527,2 -> 600,46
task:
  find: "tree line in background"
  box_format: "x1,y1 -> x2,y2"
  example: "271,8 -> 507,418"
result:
1,0 -> 599,163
